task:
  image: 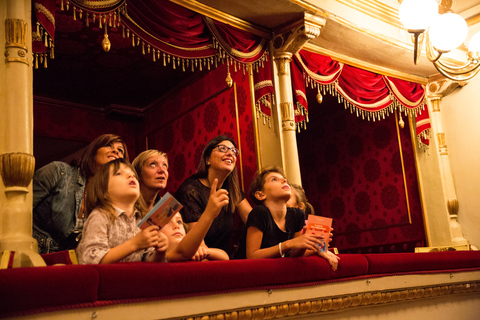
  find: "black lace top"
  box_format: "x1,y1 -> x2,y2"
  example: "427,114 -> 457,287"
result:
175,175 -> 244,253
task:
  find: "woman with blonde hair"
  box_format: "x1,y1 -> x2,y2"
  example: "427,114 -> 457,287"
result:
132,149 -> 169,211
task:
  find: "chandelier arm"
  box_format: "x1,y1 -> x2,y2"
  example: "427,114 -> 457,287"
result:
425,31 -> 443,62
433,61 -> 480,81
434,59 -> 480,75
436,58 -> 480,71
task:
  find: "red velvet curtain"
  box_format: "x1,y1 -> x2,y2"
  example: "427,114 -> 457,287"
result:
32,0 -> 268,70
290,49 -> 430,145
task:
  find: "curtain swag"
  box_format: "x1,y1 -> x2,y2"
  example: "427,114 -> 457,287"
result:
32,0 -> 269,72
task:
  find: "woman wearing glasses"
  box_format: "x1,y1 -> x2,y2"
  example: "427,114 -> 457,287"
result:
175,135 -> 252,256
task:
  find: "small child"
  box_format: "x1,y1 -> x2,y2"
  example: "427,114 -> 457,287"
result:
76,158 -> 169,264
286,183 -> 315,219
235,166 -> 339,270
161,210 -> 229,262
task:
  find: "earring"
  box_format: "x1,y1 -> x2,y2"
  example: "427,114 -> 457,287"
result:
206,162 -> 211,166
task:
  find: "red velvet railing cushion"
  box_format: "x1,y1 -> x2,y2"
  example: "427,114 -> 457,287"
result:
365,251 -> 480,275
94,254 -> 368,300
0,265 -> 99,314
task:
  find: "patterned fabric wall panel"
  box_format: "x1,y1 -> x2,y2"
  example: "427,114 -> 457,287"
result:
145,64 -> 257,197
33,100 -> 139,166
297,92 -> 425,254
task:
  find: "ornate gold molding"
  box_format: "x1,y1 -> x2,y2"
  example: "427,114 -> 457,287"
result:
0,153 -> 35,188
4,19 -> 29,65
427,79 -> 467,100
447,198 -> 459,216
430,98 -> 441,112
272,13 -> 325,56
274,55 -> 291,76
281,102 -> 295,131
437,133 -> 448,155
185,281 -> 480,320
170,0 -> 271,39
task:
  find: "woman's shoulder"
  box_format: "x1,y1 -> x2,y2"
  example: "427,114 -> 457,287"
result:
249,204 -> 270,217
176,175 -> 206,195
36,161 -> 77,174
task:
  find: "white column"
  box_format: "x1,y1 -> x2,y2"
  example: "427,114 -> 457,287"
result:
0,0 -> 45,267
416,79 -> 470,250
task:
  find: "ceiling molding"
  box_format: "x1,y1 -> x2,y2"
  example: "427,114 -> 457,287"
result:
291,0 -> 403,29
169,0 -> 272,39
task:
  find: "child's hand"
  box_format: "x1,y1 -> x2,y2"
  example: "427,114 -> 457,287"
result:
132,225 -> 160,250
328,228 -> 334,244
205,178 -> 229,218
318,250 -> 340,271
191,244 -> 209,261
289,231 -> 324,251
155,231 -> 169,253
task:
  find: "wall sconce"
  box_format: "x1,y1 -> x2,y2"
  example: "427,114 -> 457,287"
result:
399,0 -> 480,81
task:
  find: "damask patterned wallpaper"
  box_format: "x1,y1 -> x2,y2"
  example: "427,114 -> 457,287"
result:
143,63 -> 258,198
297,92 -> 426,253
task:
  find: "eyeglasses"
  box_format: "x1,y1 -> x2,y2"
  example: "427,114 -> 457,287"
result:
214,144 -> 239,157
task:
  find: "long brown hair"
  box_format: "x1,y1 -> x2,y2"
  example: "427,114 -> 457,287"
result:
85,158 -> 146,221
80,134 -> 129,179
195,135 -> 241,213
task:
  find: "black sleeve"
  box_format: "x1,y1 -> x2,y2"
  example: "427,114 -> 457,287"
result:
245,205 -> 270,233
175,178 -> 207,224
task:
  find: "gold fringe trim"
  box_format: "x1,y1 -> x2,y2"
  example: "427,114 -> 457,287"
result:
51,2 -> 269,74
183,281 -> 480,320
298,72 -> 428,135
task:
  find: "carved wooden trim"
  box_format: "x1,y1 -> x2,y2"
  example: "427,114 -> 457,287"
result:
447,198 -> 459,216
437,133 -> 448,155
281,102 -> 295,131
184,281 -> 480,320
0,153 -> 35,188
4,19 -> 29,65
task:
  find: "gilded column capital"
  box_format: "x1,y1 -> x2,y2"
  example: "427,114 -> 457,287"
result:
274,54 -> 292,76
281,102 -> 296,131
0,153 -> 35,188
4,19 -> 29,65
427,78 -> 467,100
272,13 -> 326,56
437,133 -> 448,155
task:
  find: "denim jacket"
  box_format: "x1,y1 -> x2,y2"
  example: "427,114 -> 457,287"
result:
32,161 -> 86,254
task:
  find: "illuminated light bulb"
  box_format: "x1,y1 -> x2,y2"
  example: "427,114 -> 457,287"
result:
468,32 -> 480,59
399,0 -> 438,31
429,13 -> 468,52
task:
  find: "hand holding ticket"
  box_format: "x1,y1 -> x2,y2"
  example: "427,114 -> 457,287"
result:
306,215 -> 332,253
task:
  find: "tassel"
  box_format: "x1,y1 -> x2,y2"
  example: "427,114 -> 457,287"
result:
86,13 -> 89,27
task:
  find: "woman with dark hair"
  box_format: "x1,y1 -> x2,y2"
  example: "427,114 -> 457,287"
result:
32,133 -> 128,254
175,135 -> 252,256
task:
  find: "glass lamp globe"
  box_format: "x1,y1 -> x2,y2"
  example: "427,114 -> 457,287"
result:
468,31 -> 480,59
429,13 -> 468,52
399,0 -> 438,31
